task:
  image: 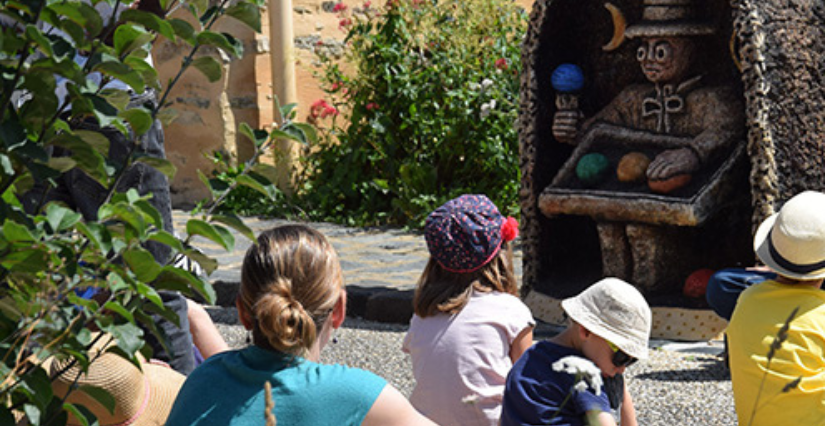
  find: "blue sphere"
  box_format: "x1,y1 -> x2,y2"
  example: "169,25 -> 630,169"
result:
551,64 -> 584,93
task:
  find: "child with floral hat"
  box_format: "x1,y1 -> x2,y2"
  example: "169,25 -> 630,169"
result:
403,194 -> 535,426
501,277 -> 651,426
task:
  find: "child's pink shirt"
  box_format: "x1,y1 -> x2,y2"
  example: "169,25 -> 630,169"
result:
402,289 -> 535,426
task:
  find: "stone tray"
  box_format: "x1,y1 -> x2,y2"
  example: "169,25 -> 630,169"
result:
539,123 -> 746,226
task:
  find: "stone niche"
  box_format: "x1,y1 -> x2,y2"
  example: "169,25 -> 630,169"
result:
518,0 -> 825,339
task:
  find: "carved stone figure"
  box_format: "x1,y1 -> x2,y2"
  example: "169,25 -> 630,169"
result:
543,0 -> 746,294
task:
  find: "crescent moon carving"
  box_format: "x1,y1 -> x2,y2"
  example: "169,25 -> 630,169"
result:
602,2 -> 626,52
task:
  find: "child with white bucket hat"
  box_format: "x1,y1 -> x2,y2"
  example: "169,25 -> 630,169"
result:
727,190 -> 825,426
501,277 -> 651,426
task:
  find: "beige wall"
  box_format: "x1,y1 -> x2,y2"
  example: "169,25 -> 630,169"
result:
159,0 -> 534,207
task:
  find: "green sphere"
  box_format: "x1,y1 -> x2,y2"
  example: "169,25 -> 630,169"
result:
576,153 -> 609,185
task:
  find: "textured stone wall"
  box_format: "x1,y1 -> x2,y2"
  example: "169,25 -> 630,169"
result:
732,0 -> 825,229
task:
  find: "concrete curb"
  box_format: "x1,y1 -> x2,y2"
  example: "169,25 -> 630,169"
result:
210,280 -> 415,325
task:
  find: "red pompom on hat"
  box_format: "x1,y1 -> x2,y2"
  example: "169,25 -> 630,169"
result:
501,216 -> 519,242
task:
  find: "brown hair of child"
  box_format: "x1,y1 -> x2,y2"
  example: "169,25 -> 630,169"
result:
412,242 -> 517,318
238,225 -> 343,357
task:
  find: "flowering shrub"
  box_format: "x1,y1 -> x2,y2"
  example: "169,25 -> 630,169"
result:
301,0 -> 527,226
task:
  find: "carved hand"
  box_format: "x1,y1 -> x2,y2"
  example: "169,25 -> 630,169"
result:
646,147 -> 699,180
552,110 -> 582,145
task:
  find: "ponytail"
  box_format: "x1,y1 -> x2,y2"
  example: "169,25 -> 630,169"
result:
240,225 -> 343,357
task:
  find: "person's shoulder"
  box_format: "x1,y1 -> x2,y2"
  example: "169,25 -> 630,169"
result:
475,290 -> 528,308
305,360 -> 387,386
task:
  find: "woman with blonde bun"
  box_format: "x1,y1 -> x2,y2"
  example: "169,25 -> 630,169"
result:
167,225 -> 437,426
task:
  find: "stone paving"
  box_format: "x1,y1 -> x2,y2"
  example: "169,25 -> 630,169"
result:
173,210 -> 523,323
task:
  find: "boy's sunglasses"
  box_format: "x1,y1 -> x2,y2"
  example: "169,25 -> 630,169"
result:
607,341 -> 638,368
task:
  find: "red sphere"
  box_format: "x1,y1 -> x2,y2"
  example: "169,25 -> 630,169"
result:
684,268 -> 715,298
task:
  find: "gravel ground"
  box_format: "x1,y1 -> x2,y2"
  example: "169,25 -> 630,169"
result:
208,307 -> 737,426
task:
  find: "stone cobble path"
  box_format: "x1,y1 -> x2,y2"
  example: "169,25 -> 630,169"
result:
173,210 -> 522,322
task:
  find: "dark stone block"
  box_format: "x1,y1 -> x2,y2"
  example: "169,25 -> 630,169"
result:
364,289 -> 415,324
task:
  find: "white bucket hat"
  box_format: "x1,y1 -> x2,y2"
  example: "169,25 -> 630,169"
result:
754,191 -> 825,280
561,277 -> 652,360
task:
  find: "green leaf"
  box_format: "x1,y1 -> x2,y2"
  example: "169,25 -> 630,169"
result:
120,107 -> 153,136
239,122 -> 269,148
105,322 -> 144,355
181,248 -> 218,275
77,222 -> 112,253
236,174 -> 276,199
113,24 -> 155,58
211,213 -> 256,241
135,156 -> 176,180
169,18 -> 196,45
190,56 -> 222,83
120,9 -> 176,40
289,122 -> 318,144
123,247 -> 162,282
154,266 -> 216,304
225,2 -> 262,32
189,0 -> 208,17
125,56 -> 161,91
94,61 -> 145,93
3,219 -> 36,242
75,130 -> 111,157
133,199 -> 164,231
25,24 -> 53,56
147,230 -> 184,252
48,2 -> 103,37
250,163 -> 279,185
270,128 -> 304,144
186,219 -> 232,251
22,365 -> 52,410
45,203 -> 82,232
1,247 -> 49,272
63,403 -> 94,426
196,31 -> 242,57
103,301 -> 135,323
135,281 -> 163,308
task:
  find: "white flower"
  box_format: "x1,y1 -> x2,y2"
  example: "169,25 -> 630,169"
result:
573,380 -> 589,393
551,355 -> 603,396
481,78 -> 494,91
480,100 -> 496,119
469,82 -> 481,91
461,394 -> 480,405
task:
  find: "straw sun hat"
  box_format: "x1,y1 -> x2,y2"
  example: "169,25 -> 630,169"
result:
43,334 -> 185,426
754,191 -> 825,280
561,278 -> 652,360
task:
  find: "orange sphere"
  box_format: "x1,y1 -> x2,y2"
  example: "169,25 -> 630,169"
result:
617,152 -> 651,183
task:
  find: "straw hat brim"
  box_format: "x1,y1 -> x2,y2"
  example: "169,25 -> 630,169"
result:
45,356 -> 185,426
129,362 -> 186,426
754,213 -> 825,280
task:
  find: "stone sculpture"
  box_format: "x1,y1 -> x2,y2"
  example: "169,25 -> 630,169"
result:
541,0 -> 746,294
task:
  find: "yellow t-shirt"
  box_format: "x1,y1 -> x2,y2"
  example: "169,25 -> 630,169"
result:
728,280 -> 825,426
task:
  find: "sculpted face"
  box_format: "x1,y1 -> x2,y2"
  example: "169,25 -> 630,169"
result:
636,37 -> 695,84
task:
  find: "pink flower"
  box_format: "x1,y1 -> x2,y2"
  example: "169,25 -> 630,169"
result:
320,105 -> 339,118
311,99 -> 334,119
366,102 -> 379,110
331,81 -> 343,92
363,0 -> 371,8
316,39 -> 324,46
494,58 -> 508,70
339,17 -> 353,29
332,2 -> 347,12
